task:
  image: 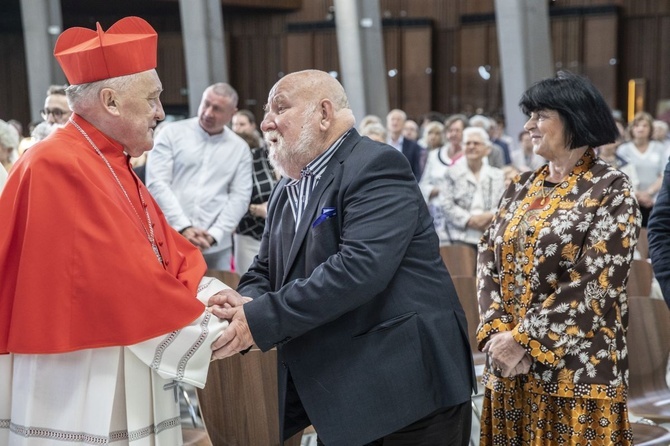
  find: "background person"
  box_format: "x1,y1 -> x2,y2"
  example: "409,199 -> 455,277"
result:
209,69 -> 475,446
477,71 -> 641,445
617,111 -> 665,227
42,84 -> 72,126
359,121 -> 387,143
510,130 -> 546,172
0,119 -> 19,173
439,126 -> 504,251
649,161 -> 670,306
385,108 -> 424,180
233,120 -> 279,275
146,83 -> 253,271
419,114 -> 468,245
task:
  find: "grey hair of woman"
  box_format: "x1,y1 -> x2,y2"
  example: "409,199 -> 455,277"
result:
0,119 -> 19,152
462,126 -> 491,146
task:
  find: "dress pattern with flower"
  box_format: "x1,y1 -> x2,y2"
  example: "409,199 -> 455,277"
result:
476,149 -> 641,445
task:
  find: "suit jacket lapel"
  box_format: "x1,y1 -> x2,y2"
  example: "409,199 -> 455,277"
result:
283,170 -> 336,279
281,131 -> 360,279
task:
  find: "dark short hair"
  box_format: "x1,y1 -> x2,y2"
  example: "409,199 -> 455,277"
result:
235,109 -> 256,125
47,84 -> 68,96
519,71 -> 619,149
444,113 -> 469,130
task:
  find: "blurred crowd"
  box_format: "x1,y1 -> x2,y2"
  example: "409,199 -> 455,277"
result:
2,84 -> 668,266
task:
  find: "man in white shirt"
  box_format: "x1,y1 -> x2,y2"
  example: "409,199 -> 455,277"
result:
146,83 -> 253,270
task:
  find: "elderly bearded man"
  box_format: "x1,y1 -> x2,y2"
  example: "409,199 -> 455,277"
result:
209,70 -> 475,446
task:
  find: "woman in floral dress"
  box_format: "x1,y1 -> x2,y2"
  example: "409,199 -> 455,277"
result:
476,71 -> 642,445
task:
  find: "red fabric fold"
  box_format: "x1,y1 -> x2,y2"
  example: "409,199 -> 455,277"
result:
0,115 -> 206,354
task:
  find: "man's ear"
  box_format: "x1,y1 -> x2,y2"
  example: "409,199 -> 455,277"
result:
319,99 -> 334,131
100,88 -> 121,116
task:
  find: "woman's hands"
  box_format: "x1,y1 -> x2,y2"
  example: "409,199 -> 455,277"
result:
483,331 -> 532,378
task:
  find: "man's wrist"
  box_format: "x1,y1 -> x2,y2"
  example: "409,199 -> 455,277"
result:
179,226 -> 192,234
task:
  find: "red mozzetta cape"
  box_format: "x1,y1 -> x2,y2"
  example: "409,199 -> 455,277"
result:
0,115 -> 207,354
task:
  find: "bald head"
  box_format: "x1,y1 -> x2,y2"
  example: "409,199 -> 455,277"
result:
275,70 -> 350,112
260,70 -> 355,179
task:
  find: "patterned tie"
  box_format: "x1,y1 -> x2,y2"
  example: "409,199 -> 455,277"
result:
300,167 -> 314,178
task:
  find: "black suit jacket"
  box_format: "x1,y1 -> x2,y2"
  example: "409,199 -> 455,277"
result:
648,159 -> 670,305
401,137 -> 423,180
238,130 -> 475,445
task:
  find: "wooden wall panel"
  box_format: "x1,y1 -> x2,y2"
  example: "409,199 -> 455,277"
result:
622,17 -> 658,117
313,30 -> 339,73
459,25 -> 489,115
286,0 -> 332,23
400,27 -> 432,120
229,35 -> 283,121
225,12 -> 286,124
221,0 -> 301,9
461,0 -> 494,15
384,27 -> 401,111
403,0 -> 446,21
5,0 -> 670,134
156,32 -> 186,108
285,33 -> 315,74
433,29 -> 459,114
657,16 -> 670,113
380,0 -> 402,19
0,34 -> 29,130
551,17 -> 583,73
583,15 -> 618,108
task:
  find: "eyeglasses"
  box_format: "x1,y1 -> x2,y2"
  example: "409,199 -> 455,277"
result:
40,108 -> 69,119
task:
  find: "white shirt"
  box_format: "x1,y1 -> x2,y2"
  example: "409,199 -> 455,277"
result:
386,135 -> 404,152
617,140 -> 666,192
0,167 -> 6,193
418,145 -> 455,202
146,118 -> 253,252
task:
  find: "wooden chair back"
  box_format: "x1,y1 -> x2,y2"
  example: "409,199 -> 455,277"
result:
207,269 -> 241,289
637,227 -> 649,259
626,295 -> 670,421
197,348 -> 302,446
199,270 -> 301,445
630,422 -> 670,446
627,260 -> 653,298
439,244 -> 477,277
450,275 -> 485,366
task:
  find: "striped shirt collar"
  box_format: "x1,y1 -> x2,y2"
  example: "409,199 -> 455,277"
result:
286,129 -> 350,225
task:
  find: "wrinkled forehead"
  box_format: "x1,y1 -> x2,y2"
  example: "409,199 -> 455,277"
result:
267,76 -> 303,104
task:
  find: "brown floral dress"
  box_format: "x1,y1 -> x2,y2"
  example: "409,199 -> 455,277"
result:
476,149 -> 641,445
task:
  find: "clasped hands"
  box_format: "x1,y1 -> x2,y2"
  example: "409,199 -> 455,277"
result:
482,331 -> 532,378
182,226 -> 216,251
207,289 -> 254,361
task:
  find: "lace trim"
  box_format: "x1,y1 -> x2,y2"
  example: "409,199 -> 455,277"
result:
151,329 -> 179,369
6,418 -> 180,444
176,313 -> 210,380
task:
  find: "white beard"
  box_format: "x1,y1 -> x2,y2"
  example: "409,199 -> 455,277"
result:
265,120 -> 319,180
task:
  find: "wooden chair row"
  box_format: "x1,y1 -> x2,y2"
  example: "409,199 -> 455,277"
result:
440,244 -> 477,278
187,270 -> 302,446
626,294 -> 670,445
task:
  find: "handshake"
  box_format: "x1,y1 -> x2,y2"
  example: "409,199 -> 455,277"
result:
207,289 -> 255,361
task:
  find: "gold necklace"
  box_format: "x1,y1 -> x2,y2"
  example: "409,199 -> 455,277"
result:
540,180 -> 563,205
70,119 -> 163,264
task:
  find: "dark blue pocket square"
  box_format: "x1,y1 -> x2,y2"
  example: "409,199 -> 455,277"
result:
312,207 -> 337,228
